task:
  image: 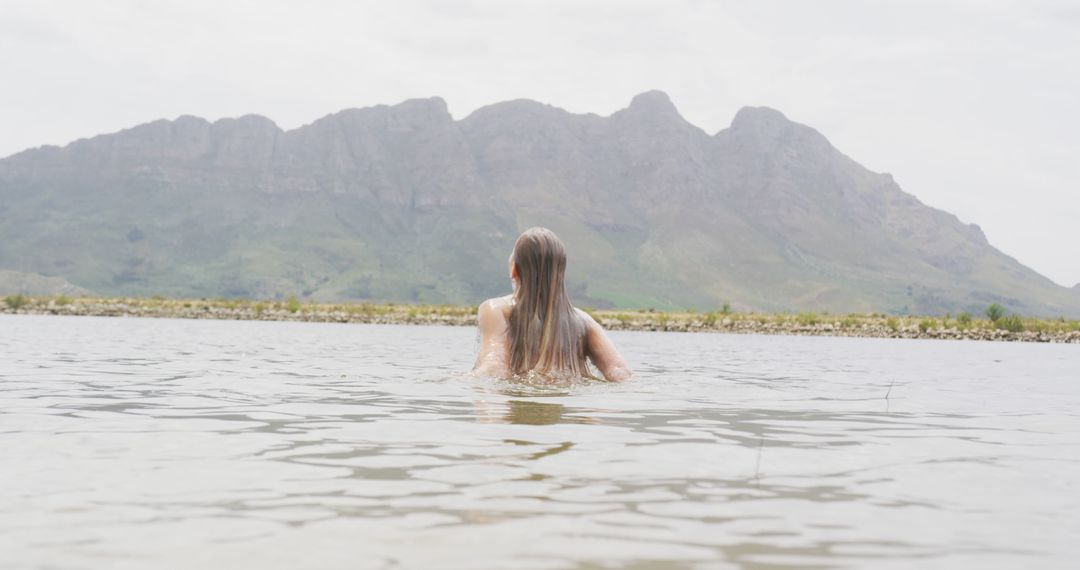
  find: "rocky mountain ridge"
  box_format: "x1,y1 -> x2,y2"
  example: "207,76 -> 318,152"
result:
2,91 -> 1077,317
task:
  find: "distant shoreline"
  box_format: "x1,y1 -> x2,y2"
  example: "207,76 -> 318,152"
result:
3,295 -> 1079,344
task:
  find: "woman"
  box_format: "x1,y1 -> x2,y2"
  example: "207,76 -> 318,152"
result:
473,227 -> 633,382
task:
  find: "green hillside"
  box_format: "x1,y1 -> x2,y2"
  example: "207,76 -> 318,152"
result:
2,92 -> 1078,317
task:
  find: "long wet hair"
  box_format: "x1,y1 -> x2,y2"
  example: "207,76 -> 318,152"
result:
507,227 -> 589,376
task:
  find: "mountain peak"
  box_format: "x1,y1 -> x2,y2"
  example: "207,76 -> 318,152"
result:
613,90 -> 697,133
464,98 -> 554,119
311,97 -> 452,131
211,114 -> 280,132
395,96 -> 449,116
725,106 -> 830,152
175,115 -> 211,127
627,90 -> 677,115
731,106 -> 791,131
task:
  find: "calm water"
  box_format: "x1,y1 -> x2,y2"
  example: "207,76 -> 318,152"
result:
1,314 -> 1078,569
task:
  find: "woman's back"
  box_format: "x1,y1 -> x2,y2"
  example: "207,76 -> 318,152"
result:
473,228 -> 632,382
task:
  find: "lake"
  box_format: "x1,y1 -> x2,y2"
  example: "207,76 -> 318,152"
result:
1,314 -> 1077,569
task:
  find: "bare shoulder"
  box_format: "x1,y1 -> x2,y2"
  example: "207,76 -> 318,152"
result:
479,295 -> 514,319
573,307 -> 632,381
474,296 -> 512,377
574,307 -> 601,331
574,307 -> 608,347
478,295 -> 514,333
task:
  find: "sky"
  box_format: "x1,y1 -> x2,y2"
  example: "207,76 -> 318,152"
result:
2,0 -> 1078,286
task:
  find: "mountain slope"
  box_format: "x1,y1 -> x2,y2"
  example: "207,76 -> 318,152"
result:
1,91 -> 1077,316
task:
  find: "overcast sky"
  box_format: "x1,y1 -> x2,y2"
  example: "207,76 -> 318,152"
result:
3,0 -> 1078,285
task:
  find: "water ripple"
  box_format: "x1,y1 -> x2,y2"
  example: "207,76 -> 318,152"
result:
1,315 -> 1078,569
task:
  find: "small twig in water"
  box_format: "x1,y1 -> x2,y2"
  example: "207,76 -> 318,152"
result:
753,436 -> 764,485
885,380 -> 894,400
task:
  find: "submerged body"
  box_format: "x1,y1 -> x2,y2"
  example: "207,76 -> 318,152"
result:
474,294 -> 632,381
472,227 -> 632,382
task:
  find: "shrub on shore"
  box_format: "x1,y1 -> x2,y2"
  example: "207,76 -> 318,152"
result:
885,317 -> 899,332
956,312 -> 973,327
4,294 -> 28,310
997,314 -> 1024,332
796,311 -> 819,326
985,303 -> 1005,322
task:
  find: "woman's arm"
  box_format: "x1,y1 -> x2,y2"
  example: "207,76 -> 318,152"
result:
473,298 -> 510,377
579,310 -> 633,382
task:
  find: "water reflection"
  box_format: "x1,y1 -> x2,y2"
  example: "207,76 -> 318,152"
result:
504,439 -> 575,460
503,400 -> 566,425
474,398 -> 604,426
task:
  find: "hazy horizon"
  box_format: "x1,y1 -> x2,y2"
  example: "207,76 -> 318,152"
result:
3,0 -> 1077,286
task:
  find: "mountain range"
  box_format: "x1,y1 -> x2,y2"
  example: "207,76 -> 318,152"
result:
2,90 -> 1078,317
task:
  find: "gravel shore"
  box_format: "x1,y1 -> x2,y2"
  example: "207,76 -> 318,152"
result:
3,296 -> 1079,344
